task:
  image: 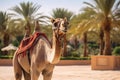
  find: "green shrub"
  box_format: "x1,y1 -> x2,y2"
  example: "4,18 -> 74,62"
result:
89,43 -> 99,49
12,40 -> 19,47
60,57 -> 91,60
70,51 -> 80,57
112,46 -> 120,56
0,55 -> 13,59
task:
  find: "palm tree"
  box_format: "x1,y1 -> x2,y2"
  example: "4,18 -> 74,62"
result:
51,8 -> 73,21
69,10 -> 98,56
0,11 -> 9,48
69,0 -> 120,55
10,2 -> 47,36
0,11 -> 23,54
51,8 -> 73,57
83,0 -> 120,55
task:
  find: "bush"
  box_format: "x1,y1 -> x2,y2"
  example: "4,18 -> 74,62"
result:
112,46 -> 120,56
60,57 -> 91,60
0,54 -> 13,59
70,51 -> 81,57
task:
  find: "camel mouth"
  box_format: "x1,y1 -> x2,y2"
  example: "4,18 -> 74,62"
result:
60,30 -> 67,35
60,28 -> 67,33
63,30 -> 67,33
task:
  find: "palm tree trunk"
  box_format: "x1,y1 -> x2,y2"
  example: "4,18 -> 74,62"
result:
83,32 -> 88,57
103,17 -> 111,55
3,33 -> 10,47
3,33 -> 10,54
74,36 -> 78,50
103,30 -> 111,55
99,28 -> 104,55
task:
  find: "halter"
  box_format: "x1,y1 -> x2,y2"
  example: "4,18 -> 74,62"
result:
52,20 -> 65,42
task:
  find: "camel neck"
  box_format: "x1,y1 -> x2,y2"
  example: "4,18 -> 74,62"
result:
50,32 -> 61,64
52,33 -> 61,48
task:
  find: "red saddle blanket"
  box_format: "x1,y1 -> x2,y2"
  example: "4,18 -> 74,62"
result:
17,32 -> 50,56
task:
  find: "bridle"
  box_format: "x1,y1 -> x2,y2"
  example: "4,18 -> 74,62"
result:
52,20 -> 66,42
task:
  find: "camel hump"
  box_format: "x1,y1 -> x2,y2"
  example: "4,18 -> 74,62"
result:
32,20 -> 41,34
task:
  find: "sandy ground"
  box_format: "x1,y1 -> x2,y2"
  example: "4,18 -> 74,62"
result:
0,65 -> 120,80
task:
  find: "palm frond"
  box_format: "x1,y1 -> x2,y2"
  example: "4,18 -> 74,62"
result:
51,8 -> 73,21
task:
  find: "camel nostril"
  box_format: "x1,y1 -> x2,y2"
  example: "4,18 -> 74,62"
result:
65,30 -> 67,32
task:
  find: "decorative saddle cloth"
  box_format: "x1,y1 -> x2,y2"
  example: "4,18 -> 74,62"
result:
17,32 -> 50,56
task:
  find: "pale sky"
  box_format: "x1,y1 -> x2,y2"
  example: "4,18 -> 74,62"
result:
0,0 -> 91,16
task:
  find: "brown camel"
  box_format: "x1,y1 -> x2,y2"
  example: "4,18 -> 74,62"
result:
13,18 -> 69,80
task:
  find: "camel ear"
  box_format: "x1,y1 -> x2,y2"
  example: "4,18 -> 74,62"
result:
51,18 -> 55,23
64,17 -> 69,24
64,17 -> 67,21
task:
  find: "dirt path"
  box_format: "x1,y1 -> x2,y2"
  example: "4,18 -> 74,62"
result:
0,65 -> 120,80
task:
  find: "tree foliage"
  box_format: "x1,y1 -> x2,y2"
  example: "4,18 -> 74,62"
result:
51,8 -> 73,21
69,0 -> 120,55
10,2 -> 47,34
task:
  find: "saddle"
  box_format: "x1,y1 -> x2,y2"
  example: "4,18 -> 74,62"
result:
17,32 -> 50,56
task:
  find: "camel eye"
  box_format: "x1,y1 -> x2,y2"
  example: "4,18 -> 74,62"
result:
62,23 -> 64,26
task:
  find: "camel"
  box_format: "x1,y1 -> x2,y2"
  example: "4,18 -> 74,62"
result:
13,18 -> 69,80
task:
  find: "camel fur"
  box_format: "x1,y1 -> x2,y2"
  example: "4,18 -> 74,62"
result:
13,18 -> 69,80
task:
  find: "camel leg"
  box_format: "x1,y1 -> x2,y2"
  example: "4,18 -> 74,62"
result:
42,65 -> 54,80
13,53 -> 22,80
42,70 -> 53,80
31,64 -> 40,80
23,69 -> 31,80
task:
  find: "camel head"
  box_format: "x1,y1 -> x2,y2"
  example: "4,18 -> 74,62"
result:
51,17 -> 69,39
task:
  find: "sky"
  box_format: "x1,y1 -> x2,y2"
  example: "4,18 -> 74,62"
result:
0,0 -> 91,16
